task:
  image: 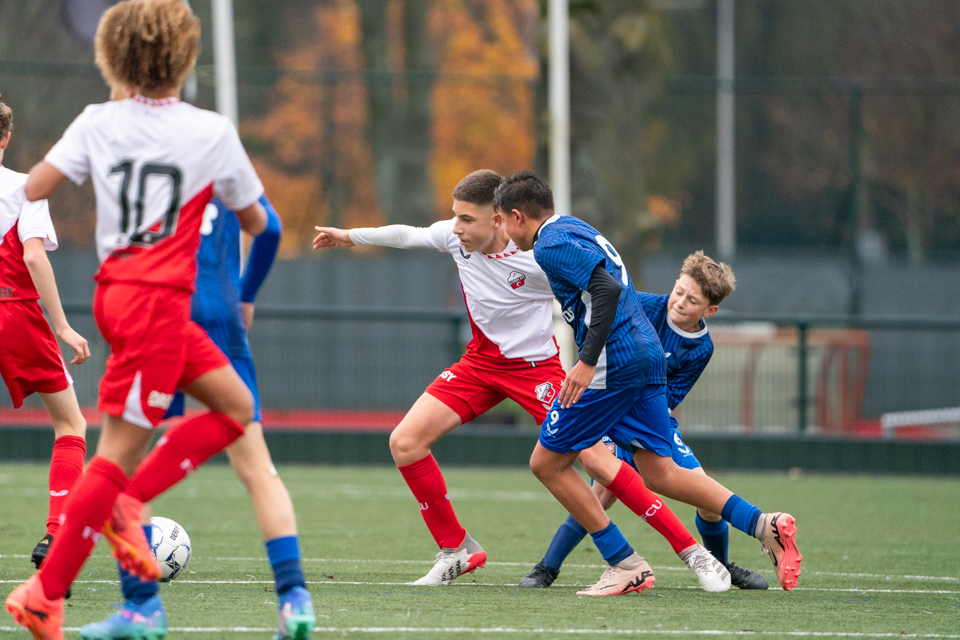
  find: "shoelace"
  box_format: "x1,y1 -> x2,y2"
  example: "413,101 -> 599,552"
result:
687,550 -> 719,573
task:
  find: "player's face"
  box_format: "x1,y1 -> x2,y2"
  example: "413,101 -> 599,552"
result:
501,208 -> 534,251
667,274 -> 717,332
452,200 -> 499,253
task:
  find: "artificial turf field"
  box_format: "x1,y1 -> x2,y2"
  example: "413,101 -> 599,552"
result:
1,463 -> 958,639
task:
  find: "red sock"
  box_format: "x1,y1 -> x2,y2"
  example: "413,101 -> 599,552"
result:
603,460 -> 698,554
38,455 -> 128,600
47,435 -> 86,536
397,454 -> 466,549
125,411 -> 245,503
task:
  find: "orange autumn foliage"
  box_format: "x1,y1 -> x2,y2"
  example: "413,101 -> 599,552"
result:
240,0 -> 539,253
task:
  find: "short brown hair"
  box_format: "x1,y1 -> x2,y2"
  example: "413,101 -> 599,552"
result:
493,170 -> 554,219
0,95 -> 12,139
452,170 -> 502,206
95,0 -> 200,93
681,250 -> 736,305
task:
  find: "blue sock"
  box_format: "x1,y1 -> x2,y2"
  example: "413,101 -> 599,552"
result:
119,525 -> 160,605
695,513 -> 729,565
589,521 -> 634,566
265,535 -> 306,596
542,515 -> 588,572
720,495 -> 763,539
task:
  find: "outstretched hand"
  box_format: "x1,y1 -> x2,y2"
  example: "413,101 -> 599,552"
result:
57,326 -> 90,365
313,226 -> 354,250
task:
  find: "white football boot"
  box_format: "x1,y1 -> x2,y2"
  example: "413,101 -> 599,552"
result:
679,544 -> 732,592
411,532 -> 487,586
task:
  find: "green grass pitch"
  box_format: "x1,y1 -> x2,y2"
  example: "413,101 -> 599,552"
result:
1,463 -> 958,638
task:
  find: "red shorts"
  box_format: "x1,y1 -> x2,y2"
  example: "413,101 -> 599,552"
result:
0,300 -> 72,408
94,283 -> 229,428
425,352 -> 566,424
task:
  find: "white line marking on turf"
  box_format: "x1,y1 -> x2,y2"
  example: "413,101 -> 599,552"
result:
1,627 -> 958,637
186,558 -> 960,582
1,579 -> 956,594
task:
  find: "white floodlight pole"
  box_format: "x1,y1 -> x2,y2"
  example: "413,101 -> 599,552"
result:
549,0 -> 571,218
212,0 -> 239,127
716,0 -> 736,261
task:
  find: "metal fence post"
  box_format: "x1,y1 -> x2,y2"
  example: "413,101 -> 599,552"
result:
797,321 -> 809,433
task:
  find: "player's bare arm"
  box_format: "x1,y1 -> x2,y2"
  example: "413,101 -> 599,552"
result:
24,161 -> 69,202
235,200 -> 268,236
312,226 -> 354,249
21,237 -> 90,365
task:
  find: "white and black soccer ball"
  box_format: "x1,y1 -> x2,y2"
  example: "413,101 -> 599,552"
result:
149,516 -> 192,582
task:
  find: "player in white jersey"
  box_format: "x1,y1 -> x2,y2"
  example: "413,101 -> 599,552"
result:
5,3 -> 273,638
0,96 -> 90,588
313,170 -> 567,585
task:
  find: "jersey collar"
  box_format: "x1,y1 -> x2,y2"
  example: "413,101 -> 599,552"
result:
532,213 -> 561,246
133,95 -> 181,107
666,313 -> 709,339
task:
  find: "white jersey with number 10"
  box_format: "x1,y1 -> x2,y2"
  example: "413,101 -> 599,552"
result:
44,95 -> 263,293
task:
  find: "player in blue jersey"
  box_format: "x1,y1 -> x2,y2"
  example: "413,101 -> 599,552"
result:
496,171 -> 802,593
522,251 -> 769,590
80,195 -> 316,640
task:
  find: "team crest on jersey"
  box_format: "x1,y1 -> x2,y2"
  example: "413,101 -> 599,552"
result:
535,381 -> 557,404
507,271 -> 527,289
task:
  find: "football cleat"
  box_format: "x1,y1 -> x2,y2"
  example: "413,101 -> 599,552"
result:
31,534 -> 53,570
102,493 -> 161,583
271,586 -> 316,640
31,535 -> 71,599
79,595 -> 167,640
5,574 -> 65,640
575,553 -> 655,596
725,561 -> 769,590
680,544 -> 731,592
411,532 -> 487,586
757,512 -> 802,591
518,561 -> 559,588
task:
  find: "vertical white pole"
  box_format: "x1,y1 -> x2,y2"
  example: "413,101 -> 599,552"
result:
211,0 -> 247,268
549,0 -> 571,218
212,0 -> 239,127
716,0 -> 736,261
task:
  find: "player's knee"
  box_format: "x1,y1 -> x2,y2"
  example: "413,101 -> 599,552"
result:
697,508 -> 722,522
225,388 -> 255,427
389,428 -> 422,465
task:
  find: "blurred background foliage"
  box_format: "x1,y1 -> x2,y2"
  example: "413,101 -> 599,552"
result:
1,0 -> 959,264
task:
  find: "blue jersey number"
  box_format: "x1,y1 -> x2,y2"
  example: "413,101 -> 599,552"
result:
595,234 -> 628,286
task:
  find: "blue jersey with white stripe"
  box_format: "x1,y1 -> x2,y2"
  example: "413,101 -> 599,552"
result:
533,215 -> 665,389
636,292 -> 713,410
191,196 -> 252,359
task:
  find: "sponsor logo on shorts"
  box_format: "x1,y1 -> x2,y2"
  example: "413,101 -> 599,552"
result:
147,390 -> 174,410
507,271 -> 527,289
562,306 -> 575,323
535,382 -> 557,404
0,287 -> 13,298
440,370 -> 457,382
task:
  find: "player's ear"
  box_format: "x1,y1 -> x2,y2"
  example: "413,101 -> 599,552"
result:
491,208 -> 503,229
702,304 -> 719,320
0,131 -> 10,149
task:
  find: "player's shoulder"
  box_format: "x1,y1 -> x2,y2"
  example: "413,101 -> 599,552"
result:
0,166 -> 28,189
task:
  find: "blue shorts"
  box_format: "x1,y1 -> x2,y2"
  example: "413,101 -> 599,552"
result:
539,385 -> 673,457
165,354 -> 262,423
606,418 -> 701,470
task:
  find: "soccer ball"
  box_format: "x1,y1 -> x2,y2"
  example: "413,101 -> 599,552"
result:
149,516 -> 192,582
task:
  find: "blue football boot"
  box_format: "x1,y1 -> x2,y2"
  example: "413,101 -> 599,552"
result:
79,595 -> 167,640
272,586 -> 316,640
